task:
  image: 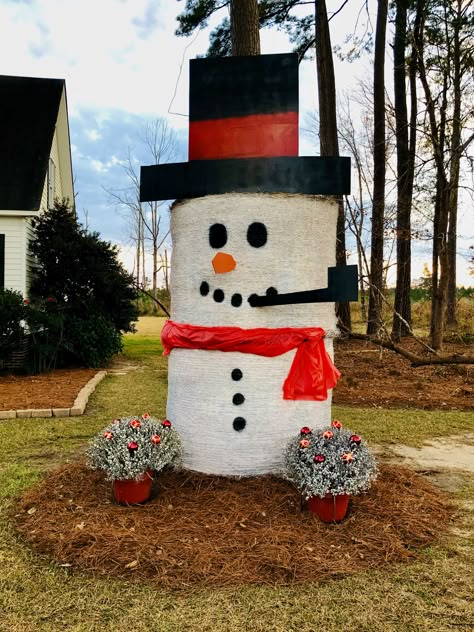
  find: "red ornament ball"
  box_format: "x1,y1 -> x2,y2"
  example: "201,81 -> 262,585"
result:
130,419 -> 141,429
300,426 -> 312,435
314,454 -> 325,463
350,434 -> 362,445
151,435 -> 161,445
331,420 -> 342,429
162,419 -> 172,428
322,430 -> 334,440
128,442 -> 138,450
103,431 -> 113,440
142,413 -> 151,420
342,452 -> 354,463
299,439 -> 310,449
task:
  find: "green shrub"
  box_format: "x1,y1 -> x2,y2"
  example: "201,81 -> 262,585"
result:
0,289 -> 27,361
27,200 -> 139,371
65,314 -> 123,367
25,297 -> 65,371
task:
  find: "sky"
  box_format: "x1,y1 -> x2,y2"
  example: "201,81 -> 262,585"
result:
0,0 -> 472,286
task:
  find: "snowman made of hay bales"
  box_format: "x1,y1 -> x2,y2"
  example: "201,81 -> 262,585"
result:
140,53 -> 357,477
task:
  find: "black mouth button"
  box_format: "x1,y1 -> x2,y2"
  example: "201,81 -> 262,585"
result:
213,289 -> 225,303
231,293 -> 243,307
266,287 -> 278,296
233,417 -> 246,432
200,281 -> 210,296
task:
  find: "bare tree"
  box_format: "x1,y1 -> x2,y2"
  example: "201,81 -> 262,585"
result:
414,0 -> 474,349
106,118 -> 178,311
156,249 -> 170,293
338,96 -> 374,322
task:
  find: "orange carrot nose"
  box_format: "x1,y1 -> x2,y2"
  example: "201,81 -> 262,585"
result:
212,252 -> 236,274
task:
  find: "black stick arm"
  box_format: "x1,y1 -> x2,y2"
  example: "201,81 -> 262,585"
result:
248,265 -> 358,307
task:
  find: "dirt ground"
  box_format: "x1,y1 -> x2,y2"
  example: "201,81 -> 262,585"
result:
0,338 -> 472,411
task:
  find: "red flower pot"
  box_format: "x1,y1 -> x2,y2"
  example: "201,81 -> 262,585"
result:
113,470 -> 154,505
307,493 -> 350,523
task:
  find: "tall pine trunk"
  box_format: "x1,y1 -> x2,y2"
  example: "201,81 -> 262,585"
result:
431,184 -> 450,349
230,0 -> 260,56
315,0 -> 351,331
446,2 -> 462,328
429,73 -> 449,346
392,0 -> 415,340
367,0 -> 388,335
415,0 -> 450,349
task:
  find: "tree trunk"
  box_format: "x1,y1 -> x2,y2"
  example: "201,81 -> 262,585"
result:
355,165 -> 367,322
392,0 -> 414,340
431,185 -> 450,349
446,189 -> 458,327
164,249 -> 169,292
150,201 -> 159,314
136,207 -> 142,286
141,215 -> 146,288
429,81 -> 449,344
367,0 -> 388,335
446,2 -> 462,328
230,0 -> 260,56
315,0 -> 351,330
430,168 -> 442,340
152,232 -> 158,314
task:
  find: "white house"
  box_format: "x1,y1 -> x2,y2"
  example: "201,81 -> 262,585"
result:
0,75 -> 74,297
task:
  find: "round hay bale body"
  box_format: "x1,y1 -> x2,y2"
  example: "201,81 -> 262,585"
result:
167,193 -> 339,476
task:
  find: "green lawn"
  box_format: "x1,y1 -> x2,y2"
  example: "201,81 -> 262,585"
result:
0,318 -> 473,632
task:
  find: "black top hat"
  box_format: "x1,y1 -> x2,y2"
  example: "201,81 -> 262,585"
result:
140,53 -> 350,202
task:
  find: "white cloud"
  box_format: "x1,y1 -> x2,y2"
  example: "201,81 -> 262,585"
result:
85,129 -> 102,141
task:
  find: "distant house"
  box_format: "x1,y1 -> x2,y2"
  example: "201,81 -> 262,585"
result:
0,75 -> 74,297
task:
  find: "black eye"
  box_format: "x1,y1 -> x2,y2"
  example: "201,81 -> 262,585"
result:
247,222 -> 267,248
209,223 -> 227,249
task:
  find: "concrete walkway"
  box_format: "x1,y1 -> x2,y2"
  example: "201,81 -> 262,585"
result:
382,433 -> 474,473
375,433 -> 474,493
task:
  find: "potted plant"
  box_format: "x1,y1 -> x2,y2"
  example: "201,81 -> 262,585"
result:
87,414 -> 182,505
284,420 -> 378,522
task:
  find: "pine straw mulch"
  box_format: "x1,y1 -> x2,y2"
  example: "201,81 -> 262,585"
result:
0,368 -> 97,411
13,461 -> 455,591
333,338 -> 473,411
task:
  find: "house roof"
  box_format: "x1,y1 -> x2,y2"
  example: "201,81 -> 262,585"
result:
0,75 -> 65,211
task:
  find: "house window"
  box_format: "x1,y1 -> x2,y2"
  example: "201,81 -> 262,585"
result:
47,158 -> 56,209
0,234 -> 4,289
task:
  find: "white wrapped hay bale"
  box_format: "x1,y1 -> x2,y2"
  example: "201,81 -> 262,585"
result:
165,192 -> 339,476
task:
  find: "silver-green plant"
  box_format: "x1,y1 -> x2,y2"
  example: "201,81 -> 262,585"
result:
284,421 -> 378,499
87,414 -> 182,481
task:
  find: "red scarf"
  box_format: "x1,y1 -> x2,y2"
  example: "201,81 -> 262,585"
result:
161,320 -> 340,401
